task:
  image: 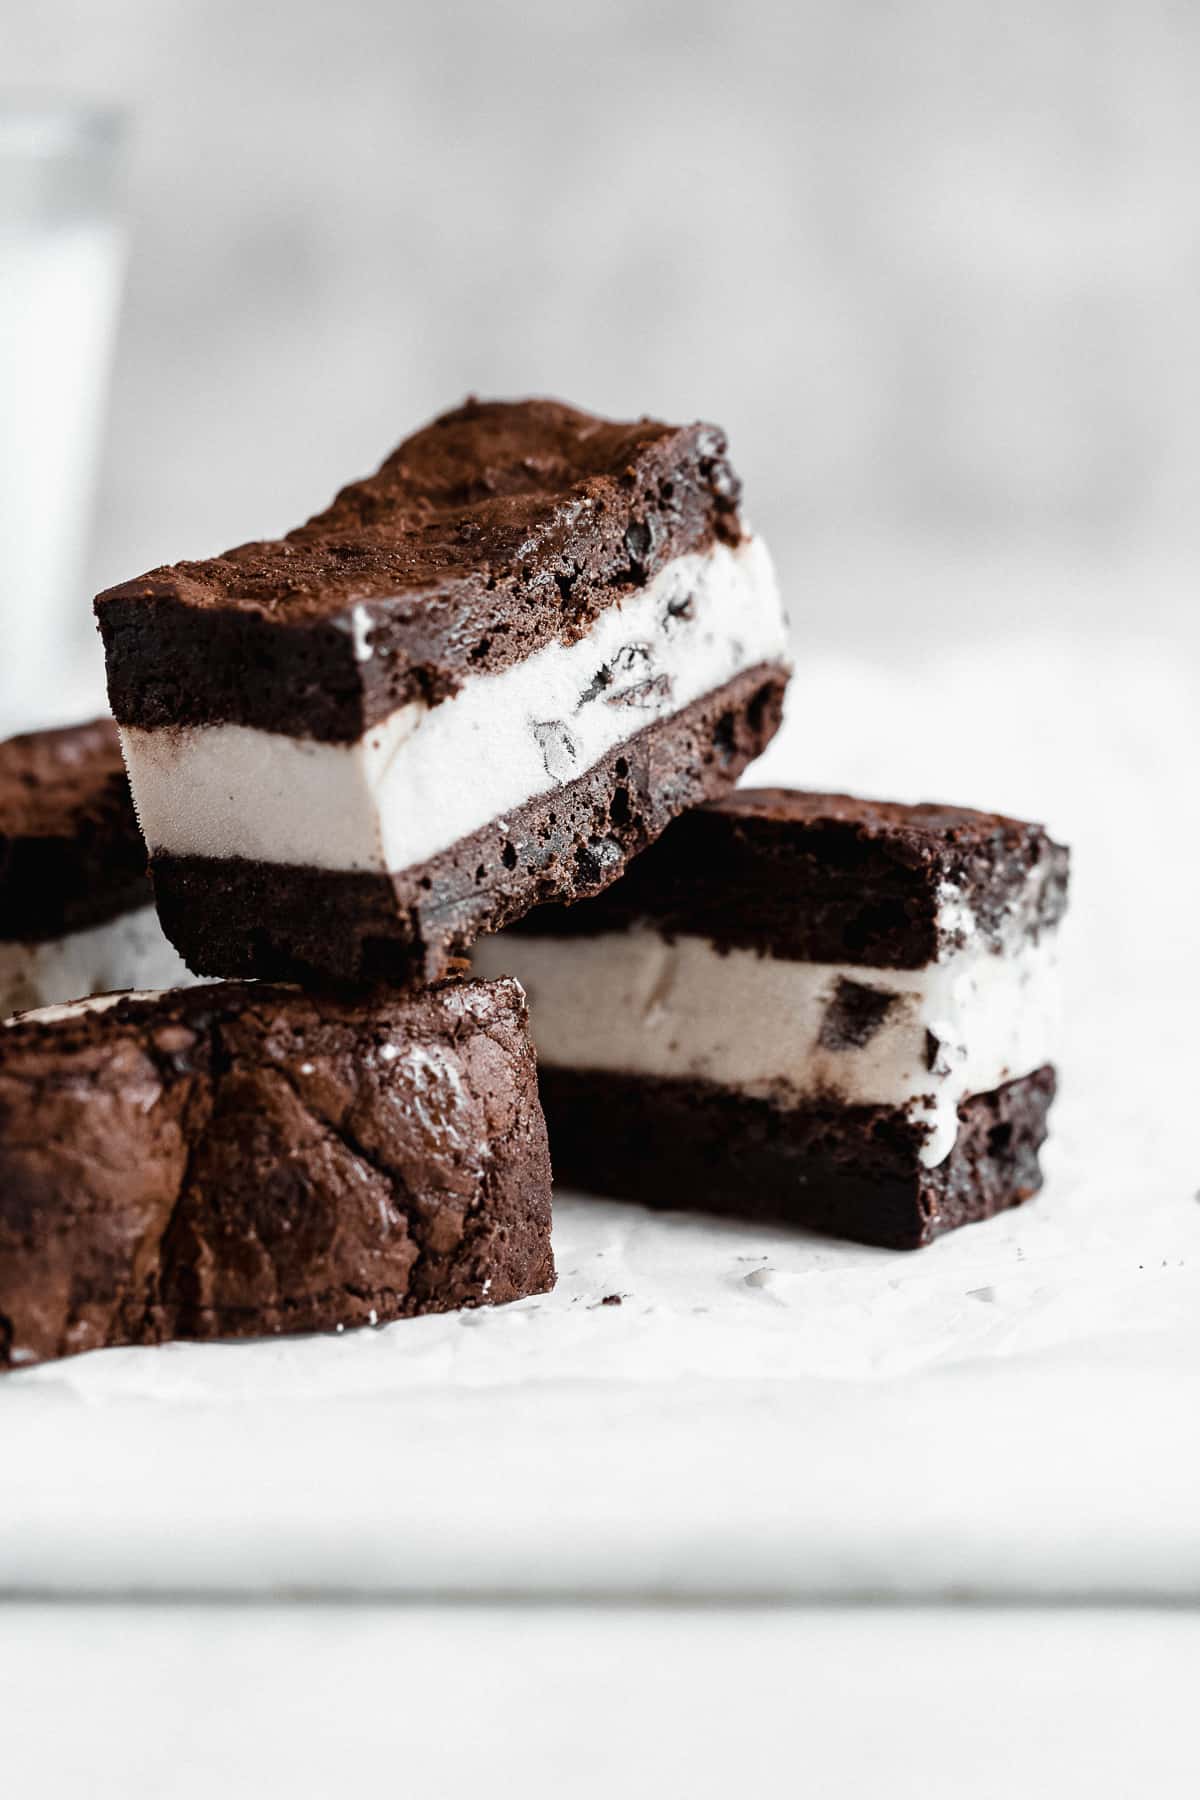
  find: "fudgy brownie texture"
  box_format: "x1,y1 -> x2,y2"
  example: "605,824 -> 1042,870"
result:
539,1065 -> 1056,1250
0,978 -> 554,1369
97,398 -> 748,742
0,719 -> 150,942
149,665 -> 786,985
510,789 -> 1069,968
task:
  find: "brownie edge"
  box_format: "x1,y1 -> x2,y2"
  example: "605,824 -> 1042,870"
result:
0,718 -> 152,941
0,977 -> 554,1369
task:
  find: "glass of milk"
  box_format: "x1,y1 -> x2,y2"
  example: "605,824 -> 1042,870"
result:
0,103 -> 126,734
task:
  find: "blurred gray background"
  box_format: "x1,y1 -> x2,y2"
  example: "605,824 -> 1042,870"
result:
8,0 -> 1200,654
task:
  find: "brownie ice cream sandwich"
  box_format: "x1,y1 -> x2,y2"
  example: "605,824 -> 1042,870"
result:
0,719 -> 192,1019
96,398 -> 790,987
474,790 -> 1070,1249
0,976 -> 553,1369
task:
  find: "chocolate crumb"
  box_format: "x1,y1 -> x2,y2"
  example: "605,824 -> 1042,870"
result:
606,673 -> 673,710
531,719 -> 579,784
818,978 -> 899,1050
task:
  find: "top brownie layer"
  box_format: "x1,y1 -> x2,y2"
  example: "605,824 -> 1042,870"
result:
0,719 -> 150,942
509,788 -> 1070,968
96,398 -> 746,743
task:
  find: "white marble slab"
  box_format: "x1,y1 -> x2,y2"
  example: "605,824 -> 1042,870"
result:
7,1606 -> 1200,1800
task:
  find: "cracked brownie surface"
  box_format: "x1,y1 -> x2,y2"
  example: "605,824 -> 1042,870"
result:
0,977 -> 553,1369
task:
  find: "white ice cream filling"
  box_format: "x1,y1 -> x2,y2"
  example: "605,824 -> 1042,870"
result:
473,912 -> 1061,1169
120,535 -> 787,875
0,906 -> 196,1022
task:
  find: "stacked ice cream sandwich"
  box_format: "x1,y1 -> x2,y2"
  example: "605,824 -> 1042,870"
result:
0,396 -> 1067,1372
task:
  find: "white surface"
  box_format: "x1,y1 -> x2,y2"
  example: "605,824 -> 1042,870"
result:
6,1606 -> 1200,1800
9,4 -> 1199,666
0,904 -> 194,1020
122,535 -> 787,871
474,913 -> 1060,1168
2,639 -> 1197,1600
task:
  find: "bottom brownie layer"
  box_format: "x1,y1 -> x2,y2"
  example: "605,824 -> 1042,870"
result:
538,1065 -> 1057,1250
150,662 -> 788,986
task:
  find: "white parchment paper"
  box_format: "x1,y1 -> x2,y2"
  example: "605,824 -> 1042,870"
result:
3,639 -> 1198,1598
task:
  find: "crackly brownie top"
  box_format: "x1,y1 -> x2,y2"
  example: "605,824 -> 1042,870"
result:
0,719 -> 150,941
510,787 -> 1070,968
0,974 -> 548,1367
4,972 -> 526,1052
97,398 -> 747,741
2,976 -> 535,1187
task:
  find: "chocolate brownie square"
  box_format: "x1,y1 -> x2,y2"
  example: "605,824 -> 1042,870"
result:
0,976 -> 553,1368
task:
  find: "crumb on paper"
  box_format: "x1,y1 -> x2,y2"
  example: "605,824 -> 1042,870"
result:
601,1293 -> 622,1306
